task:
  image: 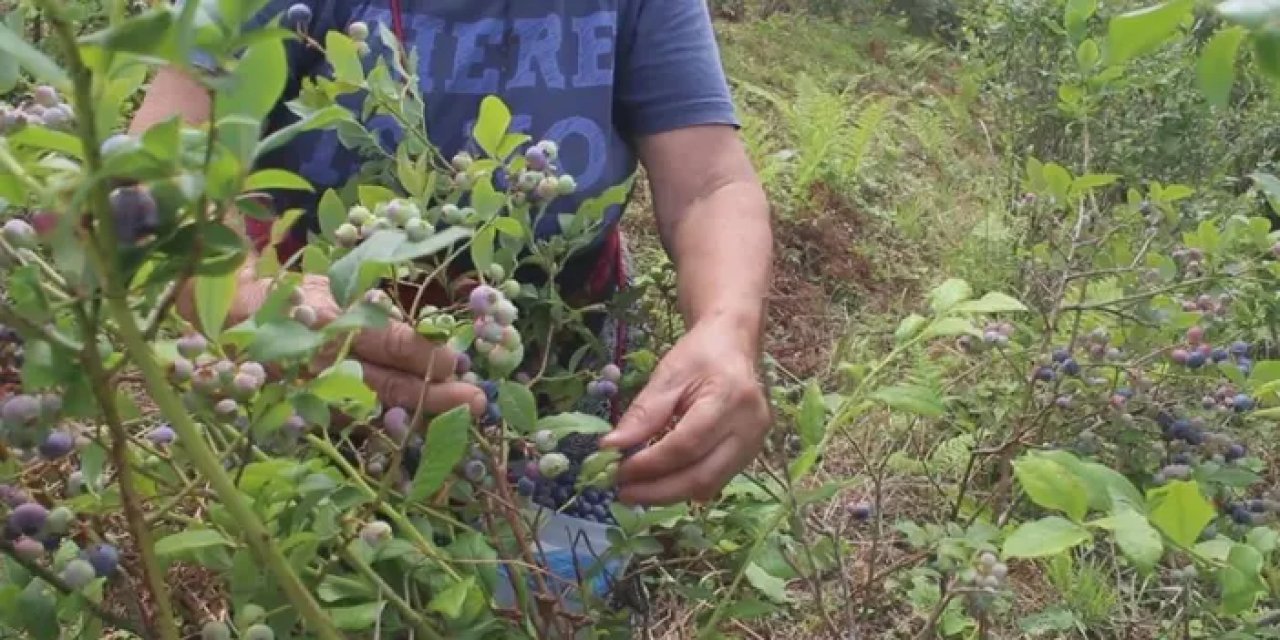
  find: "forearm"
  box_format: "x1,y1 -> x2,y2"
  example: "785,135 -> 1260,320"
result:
663,179 -> 772,357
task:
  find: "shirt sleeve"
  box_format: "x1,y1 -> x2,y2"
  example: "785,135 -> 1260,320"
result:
615,0 -> 740,137
187,0 -> 337,74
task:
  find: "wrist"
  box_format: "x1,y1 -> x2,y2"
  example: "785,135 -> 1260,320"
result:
687,302 -> 765,361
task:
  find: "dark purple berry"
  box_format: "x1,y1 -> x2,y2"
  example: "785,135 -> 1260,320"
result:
85,543 -> 119,577
2,394 -> 41,427
108,185 -> 160,244
1226,443 -> 1246,461
595,380 -> 619,397
383,406 -> 410,442
1211,348 -> 1229,363
9,502 -> 48,535
1238,357 -> 1254,375
1033,367 -> 1054,382
1248,499 -> 1267,514
1231,504 -> 1253,525
462,459 -> 486,482
39,431 -> 73,459
1230,341 -> 1251,357
850,502 -> 874,521
454,352 -> 472,375
516,476 -> 536,497
1051,348 -> 1070,363
479,380 -> 498,400
483,402 -> 502,425
1061,358 -> 1080,376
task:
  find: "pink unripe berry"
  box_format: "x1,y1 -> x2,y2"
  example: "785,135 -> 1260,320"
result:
171,357 -> 194,382
383,406 -> 410,441
33,85 -> 58,108
454,352 -> 472,375
239,361 -> 267,384
291,304 -> 318,327
1186,326 -> 1204,345
469,285 -> 500,314
500,326 -> 521,349
360,520 -> 393,546
214,398 -> 239,417
1171,348 -> 1189,365
283,414 -> 307,436
2,394 -> 41,427
1197,343 -> 1213,357
13,536 -> 44,562
147,425 -> 176,445
2,219 -> 36,248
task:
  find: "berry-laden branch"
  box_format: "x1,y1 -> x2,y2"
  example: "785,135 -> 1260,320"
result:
29,1 -> 346,636
0,538 -> 149,638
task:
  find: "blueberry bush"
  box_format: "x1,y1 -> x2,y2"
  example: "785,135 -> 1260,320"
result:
8,0 -> 1280,638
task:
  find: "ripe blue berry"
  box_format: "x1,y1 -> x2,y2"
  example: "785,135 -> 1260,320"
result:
9,502 -> 47,535
285,3 -> 312,28
482,402 -> 502,426
1230,341 -> 1251,357
1061,358 -> 1080,376
100,133 -> 137,157
1186,352 -> 1206,369
1238,357 -> 1254,375
1033,367 -> 1054,382
850,502 -> 874,521
1051,348 -> 1070,363
39,431 -> 74,460
516,476 -> 536,497
1226,443 -> 1247,461
86,543 -> 119,577
108,185 -> 160,244
1231,504 -> 1253,525
61,559 -> 96,588
1233,394 -> 1254,412
479,380 -> 499,400
595,380 -> 619,398
463,459 -> 487,482
1211,348 -> 1229,363
2,394 -> 41,427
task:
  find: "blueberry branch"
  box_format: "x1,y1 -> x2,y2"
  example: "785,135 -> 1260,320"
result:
336,546 -> 445,638
0,539 -> 149,638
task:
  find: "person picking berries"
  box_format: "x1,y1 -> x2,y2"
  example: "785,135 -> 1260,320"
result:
128,0 -> 773,506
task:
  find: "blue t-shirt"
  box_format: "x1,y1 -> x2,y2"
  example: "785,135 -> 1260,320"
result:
219,0 -> 738,295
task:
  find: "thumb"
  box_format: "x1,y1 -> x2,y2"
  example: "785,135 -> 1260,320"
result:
600,382 -> 679,451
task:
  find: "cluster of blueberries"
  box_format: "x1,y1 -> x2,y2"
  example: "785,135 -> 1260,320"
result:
508,434 -> 620,525
2,489 -> 119,589
0,86 -> 74,134
1169,327 -> 1254,375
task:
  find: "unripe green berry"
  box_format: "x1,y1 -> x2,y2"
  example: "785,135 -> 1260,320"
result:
346,21 -> 370,41
538,452 -> 570,478
244,623 -> 275,640
499,279 -> 521,299
347,205 -> 373,227
334,223 -> 360,246
236,603 -> 267,628
486,263 -> 506,282
61,559 -> 95,588
405,217 -> 432,241
200,621 -> 232,640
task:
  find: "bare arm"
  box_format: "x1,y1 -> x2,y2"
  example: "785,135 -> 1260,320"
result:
639,124 -> 772,355
128,66 -> 213,133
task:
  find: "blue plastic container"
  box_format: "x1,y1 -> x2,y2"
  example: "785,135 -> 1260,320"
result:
494,505 -> 632,615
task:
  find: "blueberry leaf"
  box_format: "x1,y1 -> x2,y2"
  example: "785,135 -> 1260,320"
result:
1146,480 -> 1216,549
408,406 -> 472,502
1089,507 -> 1162,573
1013,454 -> 1089,522
535,412 -> 612,438
1002,516 -> 1091,558
497,381 -> 537,433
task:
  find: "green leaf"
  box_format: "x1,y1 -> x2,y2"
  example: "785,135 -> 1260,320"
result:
217,37 -> 287,122
473,96 -> 512,158
797,381 -> 825,449
470,225 -> 496,273
327,230 -> 404,306
870,384 -> 945,418
318,189 -> 346,242
1218,543 -> 1266,614
0,22 -> 69,86
1106,0 -> 1195,65
325,32 -> 365,86
744,562 -> 792,604
327,601 -> 386,630
390,226 -> 471,262
194,270 -> 238,340
920,317 -> 976,340
497,381 -> 537,433
894,313 -> 927,343
16,581 -> 58,640
928,278 -> 972,313
154,529 -> 233,561
1147,480 -> 1216,549
246,320 -> 324,362
318,575 -> 375,603
429,576 -> 477,620
534,412 -> 613,438
256,104 -> 352,158
952,291 -> 1028,313
80,7 -> 177,58
1002,516 -> 1091,559
244,168 -> 313,192
1090,507 -> 1162,572
7,126 -> 84,159
1013,454 -> 1089,521
308,360 -> 377,417
324,301 -> 391,334
1197,27 -> 1247,107
408,405 -> 472,502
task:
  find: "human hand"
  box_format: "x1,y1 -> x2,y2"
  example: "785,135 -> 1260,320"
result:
178,271 -> 485,417
599,319 -> 772,505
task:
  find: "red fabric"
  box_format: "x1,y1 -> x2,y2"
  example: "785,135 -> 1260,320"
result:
389,0 -> 407,54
